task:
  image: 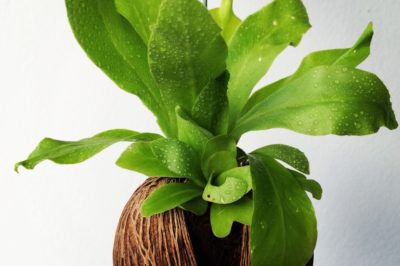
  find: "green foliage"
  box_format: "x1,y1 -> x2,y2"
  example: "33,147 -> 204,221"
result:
176,106 -> 213,154
210,197 -> 253,238
15,129 -> 161,172
232,65 -> 397,138
203,166 -> 251,204
115,0 -> 162,43
18,0 -> 398,265
249,154 -> 317,266
191,72 -> 230,135
65,0 -> 172,136
148,0 -> 227,134
116,141 -> 178,177
117,138 -> 205,186
180,196 -> 208,216
209,0 -> 241,43
141,182 -> 203,217
252,144 -> 310,174
243,22 -> 374,113
201,135 -> 237,178
290,170 -> 322,200
226,0 -> 311,128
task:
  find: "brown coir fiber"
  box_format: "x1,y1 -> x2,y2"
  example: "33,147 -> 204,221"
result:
113,178 -> 250,266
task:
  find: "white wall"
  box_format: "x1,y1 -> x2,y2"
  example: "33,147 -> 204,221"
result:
1,0 -> 399,265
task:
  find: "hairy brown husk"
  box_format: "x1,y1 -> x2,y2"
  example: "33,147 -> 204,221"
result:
113,178 -> 250,266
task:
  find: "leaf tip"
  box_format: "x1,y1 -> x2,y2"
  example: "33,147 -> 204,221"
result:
115,155 -> 126,170
389,118 -> 399,130
14,161 -> 31,173
367,21 -> 374,30
140,202 -> 155,218
385,105 -> 399,130
14,163 -> 21,173
140,209 -> 151,218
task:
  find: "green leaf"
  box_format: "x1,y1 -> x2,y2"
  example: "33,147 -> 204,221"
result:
117,139 -> 204,185
141,182 -> 203,217
290,170 -> 322,200
210,197 -> 253,238
296,22 -> 374,75
116,141 -> 179,177
202,135 -> 237,161
233,65 -> 398,138
242,77 -> 288,115
191,72 -> 230,135
202,151 -> 238,179
176,106 -> 213,154
180,197 -> 208,216
203,177 -> 247,204
244,23 -> 374,113
201,135 -> 237,177
115,0 -> 162,43
148,0 -> 227,112
249,154 -> 317,266
151,139 -> 203,183
203,166 -> 252,204
15,129 -> 160,172
215,166 -> 252,188
65,0 -> 172,135
227,0 -> 310,128
209,0 -> 241,43
252,144 -> 309,174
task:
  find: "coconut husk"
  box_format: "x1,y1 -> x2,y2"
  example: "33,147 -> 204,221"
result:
113,177 -> 313,266
113,178 -> 250,266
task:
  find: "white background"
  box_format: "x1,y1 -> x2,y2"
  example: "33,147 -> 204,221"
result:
1,0 -> 399,265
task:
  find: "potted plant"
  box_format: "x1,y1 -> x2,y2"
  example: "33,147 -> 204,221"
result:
16,0 -> 397,265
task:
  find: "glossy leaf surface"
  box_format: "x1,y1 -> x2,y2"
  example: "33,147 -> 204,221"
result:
290,170 -> 322,200
15,129 -> 160,171
115,0 -> 162,43
65,0 -> 171,135
203,166 -> 252,204
227,0 -> 310,128
210,197 -> 253,238
203,177 -> 247,204
252,144 -> 309,174
116,141 -> 178,177
233,66 -> 398,138
141,182 -> 203,217
201,135 -> 237,177
191,73 -> 230,135
148,0 -> 227,111
202,151 -> 238,179
151,139 -> 203,181
249,154 -> 316,266
180,196 -> 208,216
117,139 -> 204,186
296,22 -> 374,75
176,106 -> 213,154
245,23 -> 374,113
202,135 -> 237,161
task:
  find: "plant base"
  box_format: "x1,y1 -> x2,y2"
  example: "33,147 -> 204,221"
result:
113,178 -> 313,266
